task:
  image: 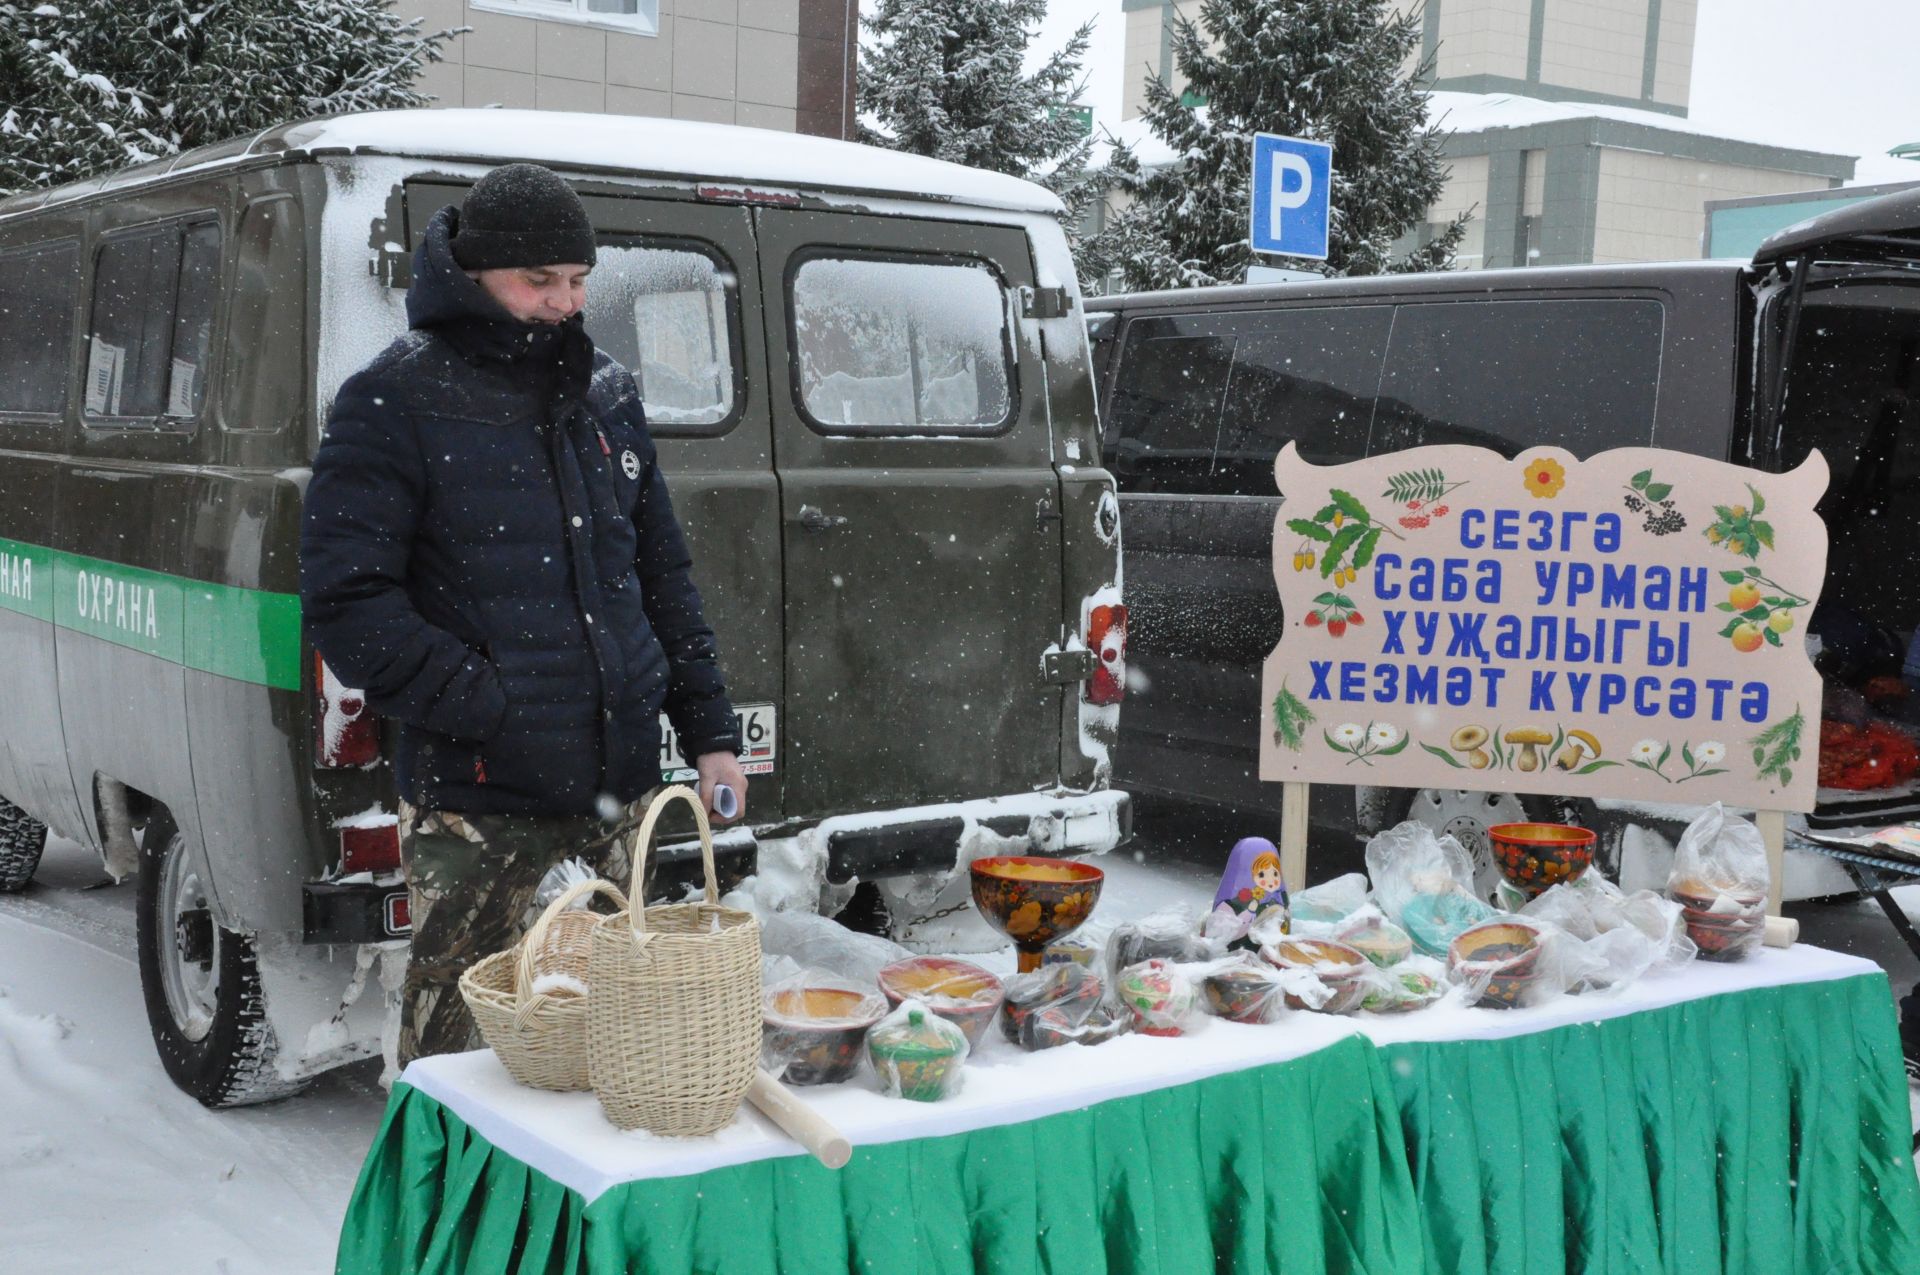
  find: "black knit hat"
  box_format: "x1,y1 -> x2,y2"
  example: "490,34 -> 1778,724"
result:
451,163 -> 598,271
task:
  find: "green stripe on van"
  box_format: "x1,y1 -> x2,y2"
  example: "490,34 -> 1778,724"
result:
0,536 -> 302,691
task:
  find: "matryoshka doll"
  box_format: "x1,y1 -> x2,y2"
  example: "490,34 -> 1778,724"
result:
1206,836 -> 1290,950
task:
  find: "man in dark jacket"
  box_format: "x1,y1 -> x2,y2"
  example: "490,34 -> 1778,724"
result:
301,163 -> 746,1065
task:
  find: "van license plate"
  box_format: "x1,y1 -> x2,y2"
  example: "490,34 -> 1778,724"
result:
660,703 -> 775,781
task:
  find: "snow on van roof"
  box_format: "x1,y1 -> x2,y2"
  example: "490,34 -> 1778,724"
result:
253,110 -> 1063,215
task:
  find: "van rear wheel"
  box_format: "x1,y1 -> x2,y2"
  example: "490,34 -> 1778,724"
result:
135,813 -> 305,1107
0,797 -> 47,892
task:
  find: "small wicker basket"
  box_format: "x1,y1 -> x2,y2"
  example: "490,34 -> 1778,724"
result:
587,785 -> 762,1135
460,876 -> 626,1092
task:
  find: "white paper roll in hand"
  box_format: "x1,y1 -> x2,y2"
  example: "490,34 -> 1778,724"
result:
712,784 -> 739,821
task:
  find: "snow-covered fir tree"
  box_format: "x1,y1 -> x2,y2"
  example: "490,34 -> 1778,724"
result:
858,0 -> 1098,224
0,1 -> 458,197
1080,0 -> 1467,289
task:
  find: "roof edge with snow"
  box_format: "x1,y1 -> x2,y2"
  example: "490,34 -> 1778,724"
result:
0,109 -> 1065,221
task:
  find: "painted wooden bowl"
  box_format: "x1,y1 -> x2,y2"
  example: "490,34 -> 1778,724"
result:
970,856 -> 1105,973
1000,964 -> 1103,1044
1202,964 -> 1286,1024
1116,958 -> 1197,1036
1028,1003 -> 1127,1050
1448,921 -> 1544,1009
1669,882 -> 1766,961
1260,938 -> 1371,1013
1340,920 -> 1414,969
762,986 -> 888,1086
1489,823 -> 1596,898
877,957 -> 1005,1049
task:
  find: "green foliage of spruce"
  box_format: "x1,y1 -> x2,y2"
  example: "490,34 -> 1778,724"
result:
1079,0 -> 1468,289
857,0 -> 1098,227
0,0 -> 460,198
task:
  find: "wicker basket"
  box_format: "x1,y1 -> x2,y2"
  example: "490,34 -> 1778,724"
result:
587,785 -> 762,1135
459,876 -> 626,1092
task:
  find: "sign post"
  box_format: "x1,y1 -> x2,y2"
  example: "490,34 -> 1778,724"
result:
1261,443 -> 1830,911
1250,133 -> 1332,261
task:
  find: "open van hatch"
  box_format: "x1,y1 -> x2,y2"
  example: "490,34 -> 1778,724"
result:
1755,187 -> 1920,835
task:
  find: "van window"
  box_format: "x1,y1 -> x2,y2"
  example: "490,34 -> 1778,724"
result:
222,198 -> 305,433
1104,319 -> 1234,491
583,239 -> 740,436
790,254 -> 1014,433
85,218 -> 222,424
0,240 -> 80,416
1104,307 -> 1388,494
1371,299 -> 1664,457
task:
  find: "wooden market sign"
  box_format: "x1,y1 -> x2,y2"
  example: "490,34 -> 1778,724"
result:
1261,444 -> 1830,854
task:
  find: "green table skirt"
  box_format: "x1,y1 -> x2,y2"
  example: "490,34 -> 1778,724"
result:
337,974 -> 1920,1275
1379,973 -> 1920,1275
337,1031 -> 1421,1275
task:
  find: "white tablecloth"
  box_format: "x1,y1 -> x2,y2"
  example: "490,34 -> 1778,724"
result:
401,942 -> 1882,1204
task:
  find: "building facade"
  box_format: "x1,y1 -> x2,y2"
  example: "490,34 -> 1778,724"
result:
1116,0 -> 1856,269
394,0 -> 857,137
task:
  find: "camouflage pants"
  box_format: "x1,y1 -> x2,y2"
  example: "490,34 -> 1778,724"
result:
396,792 -> 658,1067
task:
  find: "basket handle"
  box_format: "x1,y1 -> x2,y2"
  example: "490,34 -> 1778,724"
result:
513,876 -> 628,1002
625,784 -> 718,940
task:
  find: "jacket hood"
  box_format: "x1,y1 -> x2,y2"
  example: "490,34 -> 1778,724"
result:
407,205 -> 591,376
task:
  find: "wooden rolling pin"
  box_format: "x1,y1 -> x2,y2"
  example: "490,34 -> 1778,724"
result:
747,1070 -> 852,1170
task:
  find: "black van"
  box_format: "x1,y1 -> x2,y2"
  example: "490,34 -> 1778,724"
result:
1089,185 -> 1920,900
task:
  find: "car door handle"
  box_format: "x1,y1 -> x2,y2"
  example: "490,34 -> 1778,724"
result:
795,504 -> 849,533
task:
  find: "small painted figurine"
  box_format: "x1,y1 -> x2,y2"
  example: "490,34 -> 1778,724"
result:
1205,836 -> 1291,950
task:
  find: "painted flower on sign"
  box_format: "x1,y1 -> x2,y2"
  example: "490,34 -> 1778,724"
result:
1522,456 -> 1567,499
1631,739 -> 1662,763
1696,741 -> 1726,766
1324,719 -> 1411,767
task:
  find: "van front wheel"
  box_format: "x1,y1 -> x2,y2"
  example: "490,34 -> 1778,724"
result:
0,797 -> 46,892
135,814 -> 305,1107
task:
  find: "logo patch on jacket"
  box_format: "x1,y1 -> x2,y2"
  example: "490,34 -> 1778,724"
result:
620,449 -> 641,480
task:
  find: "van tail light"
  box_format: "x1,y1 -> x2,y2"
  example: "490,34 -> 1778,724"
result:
1086,604 -> 1127,705
339,821 -> 402,876
314,652 -> 380,768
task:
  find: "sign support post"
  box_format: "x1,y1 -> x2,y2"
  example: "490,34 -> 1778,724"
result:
1756,810 -> 1787,916
1280,781 -> 1310,903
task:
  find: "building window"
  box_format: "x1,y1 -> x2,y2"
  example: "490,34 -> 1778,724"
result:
1514,214 -> 1542,266
470,0 -> 660,35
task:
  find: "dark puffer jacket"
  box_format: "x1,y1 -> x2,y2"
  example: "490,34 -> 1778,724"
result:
300,206 -> 740,816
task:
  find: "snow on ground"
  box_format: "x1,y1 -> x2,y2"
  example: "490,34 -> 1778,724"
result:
0,837 -> 387,1275
1,824 -> 1914,1271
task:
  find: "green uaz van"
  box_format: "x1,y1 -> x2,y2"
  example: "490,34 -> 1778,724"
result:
0,110 -> 1129,1105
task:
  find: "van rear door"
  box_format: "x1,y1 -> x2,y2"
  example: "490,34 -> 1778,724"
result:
404,183 -> 785,817
752,210 -> 1062,818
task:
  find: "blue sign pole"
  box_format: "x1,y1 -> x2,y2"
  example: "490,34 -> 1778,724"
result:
1249,133 -> 1332,261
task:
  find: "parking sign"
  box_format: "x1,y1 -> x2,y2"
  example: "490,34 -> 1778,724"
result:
1249,133 -> 1332,260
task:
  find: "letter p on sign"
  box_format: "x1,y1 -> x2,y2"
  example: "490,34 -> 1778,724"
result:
1250,133 -> 1332,261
